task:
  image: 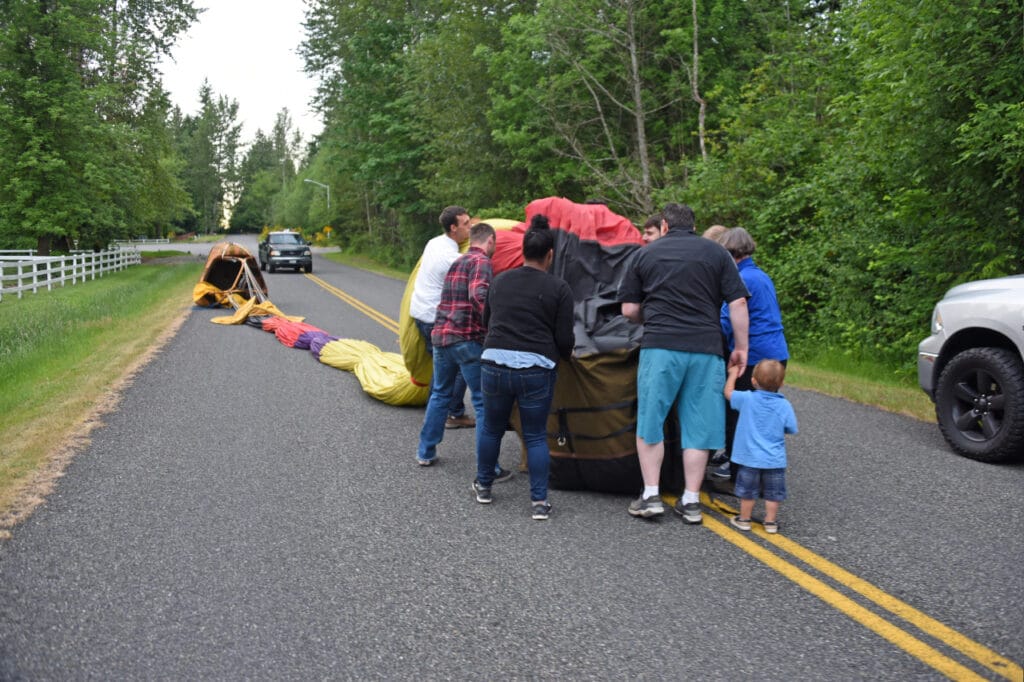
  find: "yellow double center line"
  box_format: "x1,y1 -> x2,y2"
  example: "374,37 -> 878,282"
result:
698,494 -> 1021,681
307,272 -> 1022,681
306,273 -> 399,335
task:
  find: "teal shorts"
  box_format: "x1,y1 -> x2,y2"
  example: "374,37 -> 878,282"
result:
636,348 -> 725,450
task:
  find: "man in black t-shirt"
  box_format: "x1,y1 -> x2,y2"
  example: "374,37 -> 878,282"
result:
618,202 -> 750,524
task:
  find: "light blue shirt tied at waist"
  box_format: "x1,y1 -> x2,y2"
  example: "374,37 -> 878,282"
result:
481,348 -> 555,370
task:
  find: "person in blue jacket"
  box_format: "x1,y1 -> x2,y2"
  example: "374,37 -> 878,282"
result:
712,227 -> 790,479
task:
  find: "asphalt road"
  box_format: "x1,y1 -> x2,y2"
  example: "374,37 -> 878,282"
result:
1,238 -> 1021,680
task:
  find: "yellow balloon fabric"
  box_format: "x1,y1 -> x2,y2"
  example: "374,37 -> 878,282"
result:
319,339 -> 382,372
321,339 -> 429,406
483,218 -> 521,230
209,298 -> 305,325
354,350 -> 430,406
192,281 -> 230,307
399,259 -> 433,388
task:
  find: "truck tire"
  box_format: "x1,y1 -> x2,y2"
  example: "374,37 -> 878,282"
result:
935,347 -> 1024,463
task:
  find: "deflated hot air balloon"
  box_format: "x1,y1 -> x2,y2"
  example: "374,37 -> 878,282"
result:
399,198 -> 682,495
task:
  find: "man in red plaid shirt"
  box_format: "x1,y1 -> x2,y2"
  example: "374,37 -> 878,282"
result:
415,222 -> 511,480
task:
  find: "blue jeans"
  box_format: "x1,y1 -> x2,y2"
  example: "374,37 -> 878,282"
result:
416,341 -> 486,463
415,319 -> 467,418
476,363 -> 557,501
734,465 -> 787,502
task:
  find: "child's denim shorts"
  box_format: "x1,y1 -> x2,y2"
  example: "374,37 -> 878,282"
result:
734,464 -> 787,501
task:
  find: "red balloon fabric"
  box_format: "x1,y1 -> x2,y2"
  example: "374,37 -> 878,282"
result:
261,316 -> 325,348
490,197 -> 642,275
491,229 -> 525,275
526,197 -> 643,247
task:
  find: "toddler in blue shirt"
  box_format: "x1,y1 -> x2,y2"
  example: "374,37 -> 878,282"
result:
723,359 -> 798,533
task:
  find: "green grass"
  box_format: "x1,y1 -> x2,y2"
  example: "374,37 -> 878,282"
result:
190,233 -> 234,243
784,344 -> 933,422
140,249 -> 193,259
785,360 -> 934,422
0,262 -> 201,525
321,249 -> 410,280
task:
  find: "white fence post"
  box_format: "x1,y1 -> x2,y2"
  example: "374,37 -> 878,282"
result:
0,247 -> 145,302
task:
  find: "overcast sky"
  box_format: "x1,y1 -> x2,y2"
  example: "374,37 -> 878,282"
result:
158,1 -> 323,146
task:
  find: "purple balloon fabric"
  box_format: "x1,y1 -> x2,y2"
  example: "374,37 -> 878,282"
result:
305,331 -> 339,357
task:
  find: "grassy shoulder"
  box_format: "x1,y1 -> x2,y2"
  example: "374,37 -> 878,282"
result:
140,249 -> 195,259
785,359 -> 933,422
321,249 -> 411,280
190,233 -> 232,243
0,261 -> 201,534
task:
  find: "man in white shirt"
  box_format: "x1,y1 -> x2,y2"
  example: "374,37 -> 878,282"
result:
409,205 -> 474,428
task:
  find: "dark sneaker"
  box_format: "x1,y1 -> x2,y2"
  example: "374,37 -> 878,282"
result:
674,500 -> 703,524
763,521 -> 779,534
531,501 -> 552,520
709,449 -> 729,467
492,467 -> 514,484
417,456 -> 437,467
445,415 -> 475,429
730,516 -> 752,531
709,462 -> 732,479
628,495 -> 665,518
472,480 -> 492,504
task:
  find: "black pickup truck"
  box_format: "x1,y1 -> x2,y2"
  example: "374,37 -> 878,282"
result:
258,231 -> 312,273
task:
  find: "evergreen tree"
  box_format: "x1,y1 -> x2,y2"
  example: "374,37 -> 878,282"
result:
230,109 -> 305,231
179,81 -> 241,234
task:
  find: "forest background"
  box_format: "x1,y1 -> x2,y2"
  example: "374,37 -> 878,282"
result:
1,0 -> 1021,376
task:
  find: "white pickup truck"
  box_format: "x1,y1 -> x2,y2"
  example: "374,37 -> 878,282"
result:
918,275 -> 1024,462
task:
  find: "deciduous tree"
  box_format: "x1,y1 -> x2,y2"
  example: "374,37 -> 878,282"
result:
0,0 -> 197,251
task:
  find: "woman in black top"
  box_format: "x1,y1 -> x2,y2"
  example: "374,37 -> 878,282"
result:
472,215 -> 575,520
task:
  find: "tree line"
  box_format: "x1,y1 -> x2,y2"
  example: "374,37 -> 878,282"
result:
0,0 -> 299,252
288,0 -> 1022,369
2,0 -> 1021,371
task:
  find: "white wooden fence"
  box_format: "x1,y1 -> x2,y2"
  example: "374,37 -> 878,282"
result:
0,248 -> 142,302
